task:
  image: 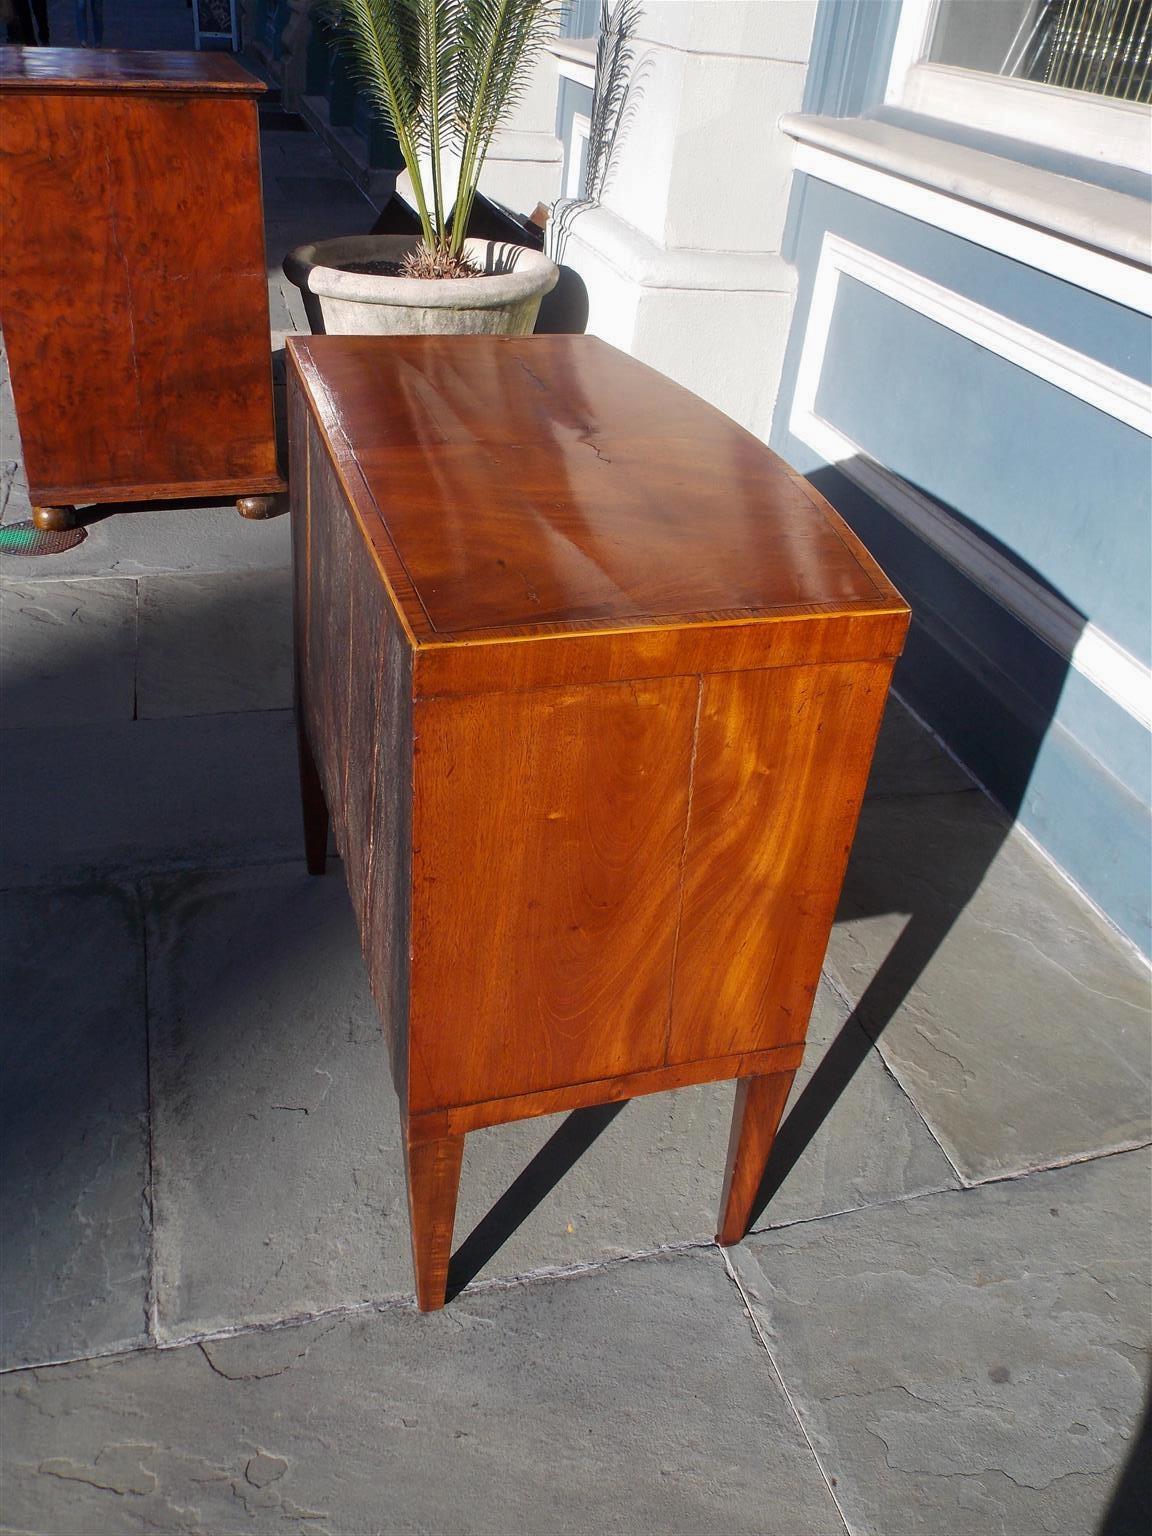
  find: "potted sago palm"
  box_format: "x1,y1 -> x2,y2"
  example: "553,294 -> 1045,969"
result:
284,0 -> 560,336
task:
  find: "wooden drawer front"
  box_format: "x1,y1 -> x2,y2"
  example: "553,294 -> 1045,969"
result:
667,660 -> 892,1063
407,679 -> 699,1111
0,92 -> 276,498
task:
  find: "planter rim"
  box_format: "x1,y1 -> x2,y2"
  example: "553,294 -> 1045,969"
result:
283,235 -> 558,310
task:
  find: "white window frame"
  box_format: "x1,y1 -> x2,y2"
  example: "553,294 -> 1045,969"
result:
548,38 -> 597,92
566,112 -> 591,198
886,0 -> 1152,174
193,0 -> 240,52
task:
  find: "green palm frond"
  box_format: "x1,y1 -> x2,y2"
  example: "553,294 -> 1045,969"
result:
330,0 -> 433,245
586,0 -> 642,201
451,0 -> 559,254
415,0 -> 459,238
331,0 -> 559,257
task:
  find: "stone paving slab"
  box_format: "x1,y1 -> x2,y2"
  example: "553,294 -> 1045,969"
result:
0,1249 -> 844,1536
0,712 -> 302,887
753,1013 -> 958,1234
729,1150 -> 1152,1536
865,696 -> 975,799
0,885 -> 149,1370
137,569 -> 293,719
1,578 -> 137,728
0,500 -> 291,585
0,457 -> 28,525
145,868 -> 406,1341
1,357 -> 23,465
145,864 -> 954,1343
264,280 -> 301,339
826,789 -> 1152,1182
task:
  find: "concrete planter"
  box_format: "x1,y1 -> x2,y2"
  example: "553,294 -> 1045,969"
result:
282,234 -> 559,336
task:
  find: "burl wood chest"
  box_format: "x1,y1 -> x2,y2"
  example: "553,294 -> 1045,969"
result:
287,334 -> 910,1310
0,47 -> 282,529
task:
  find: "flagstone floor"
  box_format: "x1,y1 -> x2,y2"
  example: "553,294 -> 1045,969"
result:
1,48 -> 1149,1536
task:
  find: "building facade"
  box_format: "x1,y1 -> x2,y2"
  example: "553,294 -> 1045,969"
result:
768,0 -> 1150,955
246,0 -> 1151,957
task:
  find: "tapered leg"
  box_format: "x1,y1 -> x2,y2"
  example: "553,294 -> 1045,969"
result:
296,717 -> 329,875
404,1130 -> 465,1312
716,1069 -> 797,1246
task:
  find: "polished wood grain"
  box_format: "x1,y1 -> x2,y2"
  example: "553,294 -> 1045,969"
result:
404,1132 -> 464,1314
717,1071 -> 798,1246
288,334 -> 902,640
0,48 -> 281,513
408,679 -> 697,1112
667,661 -> 893,1064
291,389 -> 413,1098
0,45 -> 267,92
408,1040 -> 806,1144
288,334 -> 910,1309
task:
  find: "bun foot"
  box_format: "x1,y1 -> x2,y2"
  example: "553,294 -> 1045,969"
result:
31,505 -> 79,531
236,493 -> 281,520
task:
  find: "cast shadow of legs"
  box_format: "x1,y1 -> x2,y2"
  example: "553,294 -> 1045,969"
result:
746,899 -> 975,1226
445,1101 -> 627,1301
1099,1369 -> 1151,1534
742,459 -> 1086,1232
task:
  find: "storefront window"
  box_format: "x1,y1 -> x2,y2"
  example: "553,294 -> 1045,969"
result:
928,0 -> 1150,103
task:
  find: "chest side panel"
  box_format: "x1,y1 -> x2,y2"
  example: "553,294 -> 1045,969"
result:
407,677 -> 699,1112
667,659 -> 893,1063
0,92 -> 276,497
292,390 -> 413,1090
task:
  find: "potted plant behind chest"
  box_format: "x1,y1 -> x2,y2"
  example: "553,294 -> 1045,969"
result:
284,0 -> 560,335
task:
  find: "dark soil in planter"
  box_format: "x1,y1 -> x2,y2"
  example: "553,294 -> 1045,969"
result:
334,259 -> 406,277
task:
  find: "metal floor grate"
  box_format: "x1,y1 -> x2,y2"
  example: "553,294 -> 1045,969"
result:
0,521 -> 88,557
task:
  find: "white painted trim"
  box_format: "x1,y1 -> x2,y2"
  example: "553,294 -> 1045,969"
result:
901,63 -> 1152,176
885,0 -> 1152,174
810,237 -> 1151,434
556,56 -> 597,90
548,38 -> 597,90
1012,819 -> 1152,971
788,233 -> 1152,732
566,113 -> 591,199
787,134 -> 1152,315
885,0 -> 939,104
785,116 -> 1152,268
895,689 -> 1152,968
549,199 -> 796,294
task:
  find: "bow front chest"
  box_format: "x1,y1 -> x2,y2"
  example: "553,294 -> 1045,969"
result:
287,333 -> 909,1309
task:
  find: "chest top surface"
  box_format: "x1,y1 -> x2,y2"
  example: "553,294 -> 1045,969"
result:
288,334 -> 906,644
0,46 -> 265,94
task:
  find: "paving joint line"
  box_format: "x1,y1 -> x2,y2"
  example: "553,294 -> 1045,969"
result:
0,1237 -> 718,1377
819,963 -> 968,1188
720,1245 -> 856,1536
746,1140 -> 1151,1242
137,877 -> 161,1348
4,1142 -> 1145,1377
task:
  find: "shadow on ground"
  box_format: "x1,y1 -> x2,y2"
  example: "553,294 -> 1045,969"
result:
744,460 -> 1084,1227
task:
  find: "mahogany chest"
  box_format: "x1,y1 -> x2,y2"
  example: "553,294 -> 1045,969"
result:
287,333 -> 909,1309
0,47 -> 283,529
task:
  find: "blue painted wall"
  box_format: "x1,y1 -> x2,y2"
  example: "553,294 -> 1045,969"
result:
773,1 -> 1152,954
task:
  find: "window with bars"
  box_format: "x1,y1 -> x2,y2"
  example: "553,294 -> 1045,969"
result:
928,0 -> 1151,103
